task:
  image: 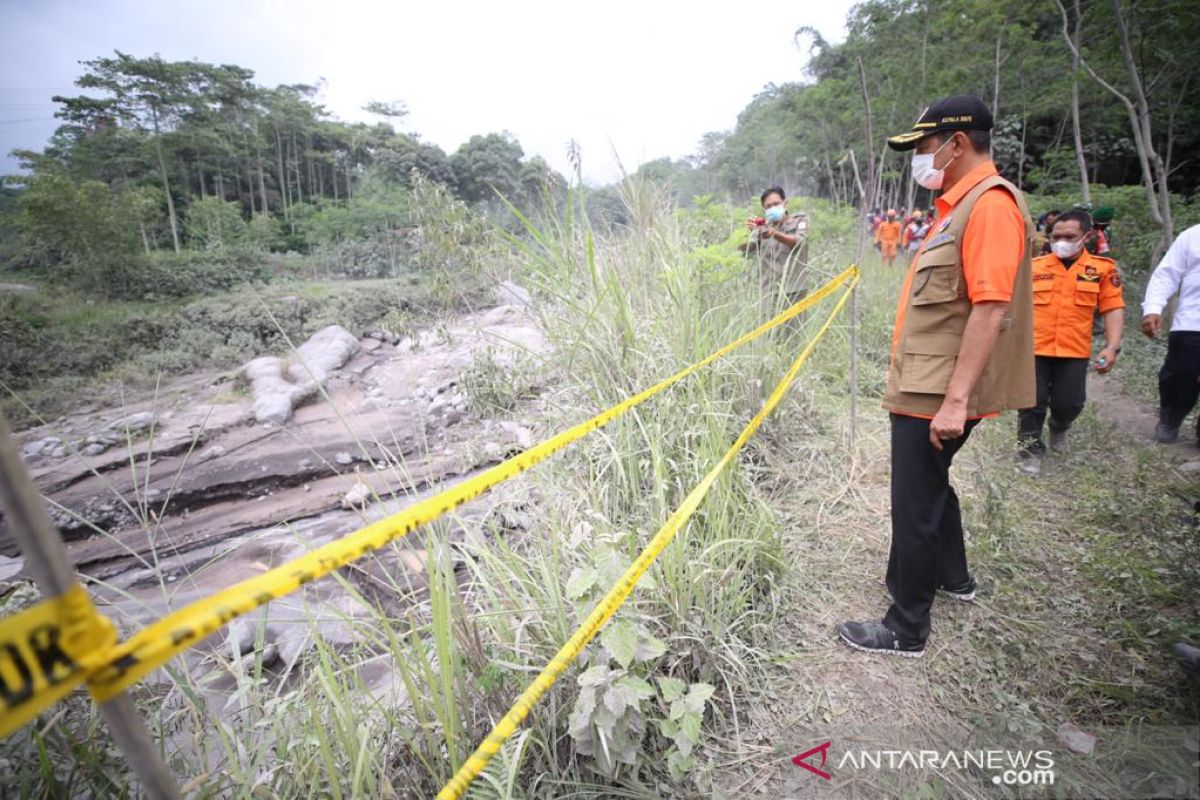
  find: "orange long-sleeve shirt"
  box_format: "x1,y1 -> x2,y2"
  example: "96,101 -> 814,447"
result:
1031,249 -> 1124,358
876,220 -> 902,245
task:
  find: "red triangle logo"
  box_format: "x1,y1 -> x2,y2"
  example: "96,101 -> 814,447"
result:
792,740 -> 832,780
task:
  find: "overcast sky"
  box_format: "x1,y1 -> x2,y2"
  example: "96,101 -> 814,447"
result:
0,0 -> 851,183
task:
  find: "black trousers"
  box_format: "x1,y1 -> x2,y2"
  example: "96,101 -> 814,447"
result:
1017,356 -> 1090,455
1159,331 -> 1200,435
884,414 -> 979,643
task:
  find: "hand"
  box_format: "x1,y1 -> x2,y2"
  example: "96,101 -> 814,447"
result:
1094,346 -> 1118,373
1141,314 -> 1162,338
929,401 -> 967,451
762,227 -> 775,239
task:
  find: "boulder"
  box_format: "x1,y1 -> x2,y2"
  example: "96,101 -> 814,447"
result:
286,325 -> 360,385
241,326 -> 360,425
22,437 -> 60,458
495,280 -> 531,309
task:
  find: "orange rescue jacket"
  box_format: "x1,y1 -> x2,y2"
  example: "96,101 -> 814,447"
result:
1031,250 -> 1124,358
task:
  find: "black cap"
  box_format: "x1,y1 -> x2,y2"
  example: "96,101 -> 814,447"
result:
887,94 -> 993,151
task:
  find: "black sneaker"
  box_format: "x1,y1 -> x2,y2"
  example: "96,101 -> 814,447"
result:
1156,421 -> 1180,444
837,621 -> 925,658
1173,642 -> 1200,677
938,576 -> 977,602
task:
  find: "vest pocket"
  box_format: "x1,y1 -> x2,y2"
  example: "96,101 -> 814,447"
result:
1033,288 -> 1053,305
910,244 -> 960,306
898,334 -> 960,395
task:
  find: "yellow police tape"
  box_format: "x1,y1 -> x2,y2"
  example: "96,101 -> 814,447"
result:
436,271 -> 858,799
0,585 -> 116,737
0,266 -> 858,739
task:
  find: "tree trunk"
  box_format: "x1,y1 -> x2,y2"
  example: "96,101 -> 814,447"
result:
1018,97 -> 1028,188
150,105 -> 181,253
847,148 -> 866,210
1070,0 -> 1091,204
245,162 -> 257,215
1110,0 -> 1173,253
904,158 -> 916,216
1058,0 -> 1171,253
273,124 -> 289,221
255,134 -> 270,216
991,31 -> 1002,160
856,57 -> 876,211
306,133 -> 316,199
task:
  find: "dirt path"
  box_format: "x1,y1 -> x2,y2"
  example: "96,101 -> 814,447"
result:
714,380 -> 1200,799
1087,370 -> 1200,462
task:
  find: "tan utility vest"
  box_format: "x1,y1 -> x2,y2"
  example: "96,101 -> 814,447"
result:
883,175 -> 1035,417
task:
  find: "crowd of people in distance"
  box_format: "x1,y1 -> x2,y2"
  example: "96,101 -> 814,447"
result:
868,207 -> 934,267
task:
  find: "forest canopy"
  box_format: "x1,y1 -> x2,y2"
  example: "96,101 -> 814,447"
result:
3,0 -> 1198,286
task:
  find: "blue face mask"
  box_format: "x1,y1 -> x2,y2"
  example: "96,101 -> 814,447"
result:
764,205 -> 786,223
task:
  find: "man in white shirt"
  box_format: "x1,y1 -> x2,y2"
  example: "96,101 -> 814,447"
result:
1141,223 -> 1200,443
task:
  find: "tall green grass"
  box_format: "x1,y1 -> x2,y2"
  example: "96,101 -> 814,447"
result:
1,180 -> 870,798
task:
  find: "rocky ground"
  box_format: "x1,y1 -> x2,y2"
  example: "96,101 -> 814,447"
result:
1,287 -> 548,700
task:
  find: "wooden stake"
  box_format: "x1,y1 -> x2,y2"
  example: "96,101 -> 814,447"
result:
0,412 -> 181,800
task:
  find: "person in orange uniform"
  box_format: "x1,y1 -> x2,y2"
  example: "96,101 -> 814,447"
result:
1017,209 -> 1124,474
839,94 -> 1035,657
876,209 -> 903,266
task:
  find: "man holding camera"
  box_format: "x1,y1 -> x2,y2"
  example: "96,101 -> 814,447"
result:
741,186 -> 810,311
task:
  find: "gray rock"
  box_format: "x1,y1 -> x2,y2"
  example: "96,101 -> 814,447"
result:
1178,461 -> 1200,474
499,509 -> 532,531
49,446 -> 68,459
443,408 -> 465,426
112,411 -> 156,433
226,619 -> 260,658
499,421 -> 534,450
298,458 -> 314,470
0,555 -> 25,582
259,643 -> 281,668
1056,722 -> 1096,755
82,443 -> 107,456
341,481 -> 372,509
242,327 -> 358,425
360,338 -> 382,352
198,445 -> 226,462
286,325 -> 360,385
22,437 -> 60,458
335,451 -> 354,466
243,356 -> 311,426
495,280 -> 531,308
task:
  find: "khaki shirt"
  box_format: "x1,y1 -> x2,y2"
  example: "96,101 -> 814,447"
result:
748,213 -> 809,301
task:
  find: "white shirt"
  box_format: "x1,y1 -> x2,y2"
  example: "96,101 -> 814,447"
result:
1143,223 -> 1200,332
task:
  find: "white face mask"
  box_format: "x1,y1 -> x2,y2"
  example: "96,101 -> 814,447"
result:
1051,239 -> 1084,260
911,137 -> 957,190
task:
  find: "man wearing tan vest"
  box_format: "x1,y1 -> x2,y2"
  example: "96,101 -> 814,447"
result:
839,95 -> 1035,657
